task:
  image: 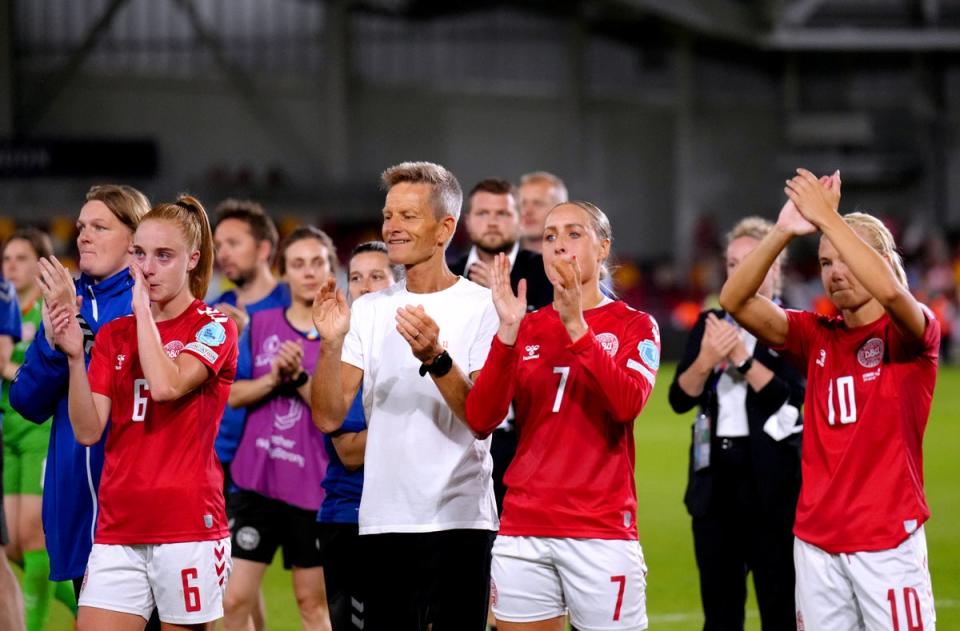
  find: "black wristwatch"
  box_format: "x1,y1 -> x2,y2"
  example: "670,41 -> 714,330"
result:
288,370 -> 309,388
735,356 -> 754,375
419,350 -> 453,378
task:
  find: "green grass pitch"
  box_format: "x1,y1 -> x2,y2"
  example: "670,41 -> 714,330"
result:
40,363 -> 960,629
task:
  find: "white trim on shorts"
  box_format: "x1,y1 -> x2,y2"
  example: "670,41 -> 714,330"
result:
79,537 -> 232,625
491,535 -> 648,631
794,527 -> 936,631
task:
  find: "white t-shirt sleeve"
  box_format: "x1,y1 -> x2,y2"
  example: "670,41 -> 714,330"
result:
468,296 -> 499,374
341,300 -> 365,370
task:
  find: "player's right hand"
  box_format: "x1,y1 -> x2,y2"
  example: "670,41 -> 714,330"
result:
48,302 -> 85,360
491,253 -> 526,345
311,277 -> 350,342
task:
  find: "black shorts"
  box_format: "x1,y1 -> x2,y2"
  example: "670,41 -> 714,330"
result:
229,490 -> 323,569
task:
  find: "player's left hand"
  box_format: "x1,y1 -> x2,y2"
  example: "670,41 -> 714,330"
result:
129,263 -> 152,316
548,255 -> 589,343
396,305 -> 443,363
785,168 -> 841,229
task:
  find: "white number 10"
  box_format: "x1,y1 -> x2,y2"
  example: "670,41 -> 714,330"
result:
132,379 -> 150,422
552,366 -> 570,413
827,376 -> 857,425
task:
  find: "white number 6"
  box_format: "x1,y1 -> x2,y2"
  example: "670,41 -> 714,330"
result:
132,378 -> 150,422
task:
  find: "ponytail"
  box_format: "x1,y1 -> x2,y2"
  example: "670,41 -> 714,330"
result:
141,194 -> 215,299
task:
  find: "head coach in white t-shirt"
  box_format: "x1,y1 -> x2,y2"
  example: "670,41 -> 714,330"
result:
310,161 -> 499,630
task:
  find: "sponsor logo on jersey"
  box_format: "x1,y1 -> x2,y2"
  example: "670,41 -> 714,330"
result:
163,340 -> 184,359
638,339 -> 660,370
196,321 -> 227,347
596,332 -> 620,357
186,341 -> 219,364
236,526 -> 260,551
816,349 -> 826,367
204,514 -> 214,528
274,398 -> 304,431
115,353 -> 126,370
857,337 -> 884,369
523,344 -> 540,361
256,334 -> 281,367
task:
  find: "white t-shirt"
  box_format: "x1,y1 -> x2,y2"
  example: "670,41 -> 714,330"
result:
342,277 -> 500,534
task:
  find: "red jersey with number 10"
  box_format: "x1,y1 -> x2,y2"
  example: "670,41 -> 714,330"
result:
778,307 -> 939,553
87,300 -> 237,545
466,301 -> 660,540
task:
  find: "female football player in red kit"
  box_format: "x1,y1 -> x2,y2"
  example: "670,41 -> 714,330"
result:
721,170 -> 938,631
50,195 -> 238,631
466,201 -> 660,631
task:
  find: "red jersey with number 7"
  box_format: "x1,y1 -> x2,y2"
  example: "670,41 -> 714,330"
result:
777,307 -> 939,553
466,300 -> 660,540
87,300 -> 237,545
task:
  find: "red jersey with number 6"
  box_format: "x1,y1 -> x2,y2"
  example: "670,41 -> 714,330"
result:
777,307 -> 939,553
87,299 -> 237,545
466,301 -> 660,540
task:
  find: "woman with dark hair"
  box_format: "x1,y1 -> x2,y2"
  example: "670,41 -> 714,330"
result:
222,227 -> 337,631
50,195 -> 237,629
669,216 -> 804,631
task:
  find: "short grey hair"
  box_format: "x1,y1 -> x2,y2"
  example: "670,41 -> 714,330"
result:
520,171 -> 569,205
381,161 -> 463,222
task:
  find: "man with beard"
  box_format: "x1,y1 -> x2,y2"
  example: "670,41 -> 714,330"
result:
449,179 -> 551,516
212,199 -> 289,334
450,178 -> 552,315
211,199 -> 289,631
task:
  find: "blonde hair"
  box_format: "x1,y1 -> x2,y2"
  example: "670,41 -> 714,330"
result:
85,184 -> 150,234
842,212 -> 908,286
381,161 -> 463,221
141,195 -> 215,299
520,171 -> 569,205
726,216 -> 784,297
549,200 -> 613,280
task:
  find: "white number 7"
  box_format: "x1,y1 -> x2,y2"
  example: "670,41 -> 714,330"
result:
552,366 -> 570,413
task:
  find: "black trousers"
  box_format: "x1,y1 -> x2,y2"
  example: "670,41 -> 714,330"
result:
320,522 -> 366,631
363,529 -> 496,631
692,437 -> 797,631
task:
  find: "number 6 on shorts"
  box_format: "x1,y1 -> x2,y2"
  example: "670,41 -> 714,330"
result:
181,568 -> 201,613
